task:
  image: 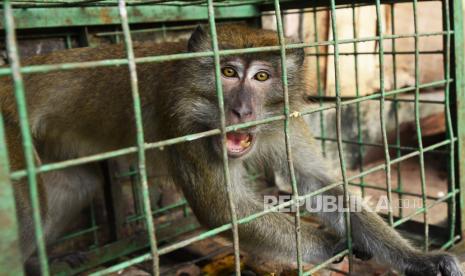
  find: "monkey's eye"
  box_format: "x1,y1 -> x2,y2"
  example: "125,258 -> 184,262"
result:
222,67 -> 237,78
255,71 -> 270,81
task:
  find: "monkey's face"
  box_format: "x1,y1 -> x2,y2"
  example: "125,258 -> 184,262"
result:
211,54 -> 305,159
179,24 -> 306,160
215,58 -> 274,158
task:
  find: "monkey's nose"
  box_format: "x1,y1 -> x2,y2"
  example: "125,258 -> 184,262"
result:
232,104 -> 253,120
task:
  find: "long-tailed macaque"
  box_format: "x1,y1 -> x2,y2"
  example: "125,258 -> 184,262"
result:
1,24 -> 462,275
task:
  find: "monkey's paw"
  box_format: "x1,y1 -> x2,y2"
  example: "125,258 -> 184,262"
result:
405,252 -> 463,276
332,239 -> 373,263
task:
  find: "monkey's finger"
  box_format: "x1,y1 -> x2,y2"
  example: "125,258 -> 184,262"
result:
437,254 -> 463,276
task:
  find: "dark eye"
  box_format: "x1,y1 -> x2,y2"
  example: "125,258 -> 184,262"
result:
255,71 -> 269,81
222,67 -> 237,78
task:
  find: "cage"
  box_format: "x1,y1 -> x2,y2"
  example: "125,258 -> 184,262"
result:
0,0 -> 464,275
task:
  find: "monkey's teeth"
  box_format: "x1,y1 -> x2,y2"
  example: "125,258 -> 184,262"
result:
226,132 -> 253,154
240,140 -> 251,148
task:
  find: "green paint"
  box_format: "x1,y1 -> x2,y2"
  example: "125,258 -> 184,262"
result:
0,5 -> 259,29
451,0 -> 465,239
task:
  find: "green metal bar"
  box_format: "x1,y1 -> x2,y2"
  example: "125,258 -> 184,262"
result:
390,3 -> 404,219
313,5 -> 327,157
3,0 -> 50,274
0,31 -> 451,76
95,23 -> 201,37
8,0 -> 273,8
90,254 -> 152,276
310,95 -> 446,104
56,200 -> 187,248
303,250 -> 348,276
443,0 -> 457,245
451,0 -> 465,239
126,199 -> 188,223
440,235 -> 461,250
5,0 -> 405,10
260,1 -> 437,15
328,0 -> 353,272
412,0 -> 429,251
0,114 -> 24,275
65,34 -> 73,48
273,0 -> 304,273
0,4 -> 260,29
347,139 -> 455,182
56,225 -> 100,243
130,165 -> 145,217
118,0 -> 159,274
392,191 -> 457,228
9,79 -> 453,181
306,50 -> 446,55
349,181 -> 443,200
313,136 -> 449,154
375,0 -> 394,226
89,200 -> 100,249
352,4 -> 366,198
206,0 -> 241,274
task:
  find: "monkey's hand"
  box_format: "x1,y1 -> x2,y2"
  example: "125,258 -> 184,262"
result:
405,252 -> 463,276
331,239 -> 373,263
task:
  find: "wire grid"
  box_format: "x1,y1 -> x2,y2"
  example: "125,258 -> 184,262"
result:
0,0 -> 463,275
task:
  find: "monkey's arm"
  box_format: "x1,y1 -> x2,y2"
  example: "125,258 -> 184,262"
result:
278,117 -> 463,276
169,144 -> 342,264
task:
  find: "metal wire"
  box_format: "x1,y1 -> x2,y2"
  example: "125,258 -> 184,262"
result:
273,0 -> 303,273
412,0 -> 429,252
206,0 -> 242,273
3,0 -> 49,274
442,0 -> 457,244
118,0 -> 160,273
375,0 -> 394,226
0,31 -> 451,76
329,0 -> 353,272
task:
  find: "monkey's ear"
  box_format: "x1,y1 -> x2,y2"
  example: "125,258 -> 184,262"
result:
188,25 -> 211,52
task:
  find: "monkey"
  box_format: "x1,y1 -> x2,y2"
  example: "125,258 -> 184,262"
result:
1,24 -> 463,276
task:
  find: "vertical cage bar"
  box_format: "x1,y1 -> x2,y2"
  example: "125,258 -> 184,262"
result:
131,165 -> 145,216
329,0 -> 353,271
412,0 -> 429,251
375,0 -> 394,226
65,34 -> 72,49
390,3 -> 404,219
313,5 -> 327,157
206,0 -> 241,274
352,4 -> 366,198
3,0 -> 50,274
442,0 -> 457,244
118,0 -> 160,274
450,0 -> 465,237
89,200 -> 100,249
273,0 -> 304,273
0,112 -> 24,275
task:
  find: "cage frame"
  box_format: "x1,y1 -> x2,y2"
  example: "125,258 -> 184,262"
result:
0,0 -> 464,275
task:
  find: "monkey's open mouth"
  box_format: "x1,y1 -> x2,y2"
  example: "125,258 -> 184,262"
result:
225,132 -> 255,158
